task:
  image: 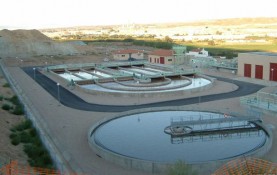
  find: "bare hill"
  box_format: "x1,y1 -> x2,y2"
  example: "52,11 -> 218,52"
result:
0,29 -> 81,58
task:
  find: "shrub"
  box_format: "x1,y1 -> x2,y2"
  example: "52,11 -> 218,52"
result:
6,95 -> 25,115
29,128 -> 37,137
11,136 -> 20,146
19,131 -> 32,143
32,136 -> 42,147
3,83 -> 10,87
23,144 -> 37,157
10,127 -> 16,132
10,119 -> 54,168
168,160 -> 198,175
24,144 -> 34,157
8,95 -> 20,106
12,105 -> 24,115
2,104 -> 12,111
9,133 -> 18,139
0,95 -> 3,101
23,144 -> 52,166
41,154 -> 52,165
133,39 -> 173,49
14,120 -> 32,131
28,159 -> 36,167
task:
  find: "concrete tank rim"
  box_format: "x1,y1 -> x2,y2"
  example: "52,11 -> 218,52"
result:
88,108 -> 271,168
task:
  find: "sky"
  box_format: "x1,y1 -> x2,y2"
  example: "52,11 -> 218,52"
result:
1,0 -> 277,29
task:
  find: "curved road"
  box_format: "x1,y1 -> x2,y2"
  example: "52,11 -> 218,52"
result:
24,67 -> 264,112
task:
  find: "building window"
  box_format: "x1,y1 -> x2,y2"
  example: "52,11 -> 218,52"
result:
121,55 -> 125,57
168,59 -> 172,62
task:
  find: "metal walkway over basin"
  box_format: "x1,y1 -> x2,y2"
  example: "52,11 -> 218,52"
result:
170,116 -> 261,126
165,116 -> 262,137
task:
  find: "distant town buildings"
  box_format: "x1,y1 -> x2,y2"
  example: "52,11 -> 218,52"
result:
186,48 -> 209,57
238,52 -> 277,81
112,49 -> 144,60
41,18 -> 277,45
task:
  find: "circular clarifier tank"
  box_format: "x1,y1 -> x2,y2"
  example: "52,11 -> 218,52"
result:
89,111 -> 269,164
82,78 -> 211,93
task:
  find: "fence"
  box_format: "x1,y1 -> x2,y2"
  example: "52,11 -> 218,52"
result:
0,161 -> 86,175
213,157 -> 277,175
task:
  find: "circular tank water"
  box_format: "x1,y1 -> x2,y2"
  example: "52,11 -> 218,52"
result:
90,111 -> 268,163
82,78 -> 211,93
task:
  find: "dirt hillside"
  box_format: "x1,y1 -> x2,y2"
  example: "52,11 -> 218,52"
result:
0,29 -> 82,58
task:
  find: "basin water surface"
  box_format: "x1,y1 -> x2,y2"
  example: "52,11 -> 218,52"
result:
91,111 -> 268,163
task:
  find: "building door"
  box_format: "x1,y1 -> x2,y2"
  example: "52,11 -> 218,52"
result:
255,65 -> 263,79
160,57 -> 165,64
244,64 -> 251,78
270,63 -> 277,81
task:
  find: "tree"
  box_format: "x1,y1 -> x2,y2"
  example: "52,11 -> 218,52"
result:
208,40 -> 216,46
164,36 -> 173,43
53,36 -> 60,40
216,31 -> 222,35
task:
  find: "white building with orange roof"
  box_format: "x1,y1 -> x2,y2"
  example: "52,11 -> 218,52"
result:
148,49 -> 175,65
112,49 -> 144,60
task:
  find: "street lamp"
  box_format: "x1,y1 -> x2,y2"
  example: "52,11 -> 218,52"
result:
33,68 -> 36,79
57,83 -> 60,103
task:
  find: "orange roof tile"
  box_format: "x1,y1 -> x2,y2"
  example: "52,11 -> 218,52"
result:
149,49 -> 175,56
113,49 -> 143,54
190,48 -> 202,52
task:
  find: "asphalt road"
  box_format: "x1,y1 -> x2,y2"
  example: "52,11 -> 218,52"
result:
23,67 -> 264,112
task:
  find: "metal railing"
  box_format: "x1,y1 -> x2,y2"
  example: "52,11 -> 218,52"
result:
240,92 -> 277,112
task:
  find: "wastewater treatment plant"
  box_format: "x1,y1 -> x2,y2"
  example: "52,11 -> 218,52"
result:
2,59 -> 274,174
22,60 -> 270,173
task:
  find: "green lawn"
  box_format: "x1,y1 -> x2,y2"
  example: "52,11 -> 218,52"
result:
177,42 -> 277,58
179,42 -> 277,53
82,39 -> 277,59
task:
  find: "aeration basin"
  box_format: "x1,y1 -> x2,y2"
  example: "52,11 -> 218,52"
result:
49,62 -> 213,93
47,62 -> 215,105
